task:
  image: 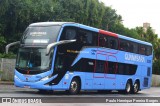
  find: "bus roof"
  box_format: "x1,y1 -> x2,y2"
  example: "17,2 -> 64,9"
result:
29,22 -> 152,46
29,22 -> 75,27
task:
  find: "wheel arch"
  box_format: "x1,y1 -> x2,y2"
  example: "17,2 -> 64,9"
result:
127,78 -> 133,85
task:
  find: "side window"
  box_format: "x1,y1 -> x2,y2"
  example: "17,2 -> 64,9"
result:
129,42 -> 134,53
133,43 -> 138,53
119,39 -> 130,52
71,58 -> 95,72
146,46 -> 152,56
117,63 -> 124,74
86,59 -> 95,72
108,37 -> 118,49
78,29 -> 93,46
93,32 -> 98,46
139,45 -> 146,55
60,26 -> 77,40
95,60 -> 105,73
65,29 -> 76,40
124,65 -> 130,75
120,39 -> 126,51
117,63 -> 137,75
99,35 -> 108,47
108,61 -> 117,74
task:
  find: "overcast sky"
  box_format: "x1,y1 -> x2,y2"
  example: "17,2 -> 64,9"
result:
100,0 -> 160,37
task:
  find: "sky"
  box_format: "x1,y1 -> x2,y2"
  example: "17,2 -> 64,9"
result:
99,0 -> 160,37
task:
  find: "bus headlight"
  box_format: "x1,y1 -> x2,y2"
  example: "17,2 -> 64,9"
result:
40,74 -> 58,81
40,76 -> 50,81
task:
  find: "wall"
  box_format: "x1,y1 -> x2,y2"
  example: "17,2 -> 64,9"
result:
0,58 -> 16,81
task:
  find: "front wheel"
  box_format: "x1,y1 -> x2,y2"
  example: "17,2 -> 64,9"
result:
68,78 -> 80,95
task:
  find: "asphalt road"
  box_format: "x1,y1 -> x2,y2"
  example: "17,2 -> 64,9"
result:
0,85 -> 159,106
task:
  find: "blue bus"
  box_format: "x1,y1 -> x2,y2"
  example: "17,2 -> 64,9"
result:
6,22 -> 153,94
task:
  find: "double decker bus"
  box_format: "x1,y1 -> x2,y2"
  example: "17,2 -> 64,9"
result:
6,22 -> 153,94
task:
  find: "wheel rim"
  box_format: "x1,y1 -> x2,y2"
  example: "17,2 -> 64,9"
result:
126,82 -> 131,93
134,83 -> 138,93
71,81 -> 78,92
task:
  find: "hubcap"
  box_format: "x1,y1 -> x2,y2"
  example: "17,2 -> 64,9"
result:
71,81 -> 77,92
134,83 -> 138,93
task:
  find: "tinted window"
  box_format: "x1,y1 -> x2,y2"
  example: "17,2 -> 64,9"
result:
65,29 -> 76,40
72,58 -> 95,72
139,44 -> 146,55
129,42 -> 134,52
117,63 -> 137,75
108,37 -> 118,49
146,46 -> 152,55
120,39 -> 129,51
93,32 -> 98,46
95,60 -> 105,73
133,43 -> 138,53
99,35 -> 108,47
119,39 -> 139,53
61,26 -> 77,40
78,29 -> 93,45
108,62 -> 117,74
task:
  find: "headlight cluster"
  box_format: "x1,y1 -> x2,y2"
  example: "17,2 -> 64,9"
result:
40,76 -> 50,81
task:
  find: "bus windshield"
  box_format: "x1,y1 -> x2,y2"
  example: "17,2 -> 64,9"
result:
21,26 -> 61,45
16,48 -> 53,71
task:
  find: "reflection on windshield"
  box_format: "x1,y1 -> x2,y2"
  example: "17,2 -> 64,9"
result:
21,26 -> 61,45
16,48 -> 53,71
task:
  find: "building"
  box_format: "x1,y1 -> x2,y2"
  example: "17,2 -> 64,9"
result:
143,22 -> 150,32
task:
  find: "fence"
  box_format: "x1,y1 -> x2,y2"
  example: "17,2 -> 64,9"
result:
0,58 -> 16,81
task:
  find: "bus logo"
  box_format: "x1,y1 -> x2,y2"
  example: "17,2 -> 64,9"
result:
125,53 -> 145,63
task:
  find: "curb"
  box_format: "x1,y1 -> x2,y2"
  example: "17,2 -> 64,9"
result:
0,81 -> 14,85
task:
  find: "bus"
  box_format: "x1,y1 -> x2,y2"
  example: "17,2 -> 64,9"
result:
6,22 -> 153,94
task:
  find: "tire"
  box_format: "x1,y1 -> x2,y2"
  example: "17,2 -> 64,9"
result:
69,78 -> 80,95
132,81 -> 139,94
124,80 -> 132,94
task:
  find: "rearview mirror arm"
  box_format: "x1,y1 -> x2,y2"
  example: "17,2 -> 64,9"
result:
46,39 -> 76,55
6,41 -> 20,54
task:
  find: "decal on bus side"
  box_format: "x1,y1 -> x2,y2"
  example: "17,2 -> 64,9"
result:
125,53 -> 145,63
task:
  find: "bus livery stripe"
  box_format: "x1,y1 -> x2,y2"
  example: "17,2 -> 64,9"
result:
99,30 -> 118,38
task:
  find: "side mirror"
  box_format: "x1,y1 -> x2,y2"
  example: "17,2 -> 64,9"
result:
46,39 -> 76,55
6,41 -> 20,54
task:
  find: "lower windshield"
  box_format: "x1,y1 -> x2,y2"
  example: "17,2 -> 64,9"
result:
16,48 -> 53,71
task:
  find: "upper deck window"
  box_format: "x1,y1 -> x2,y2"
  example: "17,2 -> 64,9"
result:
21,26 -> 61,45
146,46 -> 152,56
139,45 -> 146,55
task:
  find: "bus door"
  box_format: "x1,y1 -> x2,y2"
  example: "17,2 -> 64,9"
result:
93,53 -> 107,89
105,55 -> 117,89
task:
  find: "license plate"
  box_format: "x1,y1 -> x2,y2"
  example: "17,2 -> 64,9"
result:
24,86 -> 30,88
